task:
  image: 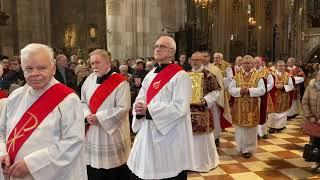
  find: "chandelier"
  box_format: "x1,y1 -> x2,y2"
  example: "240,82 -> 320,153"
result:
194,0 -> 213,8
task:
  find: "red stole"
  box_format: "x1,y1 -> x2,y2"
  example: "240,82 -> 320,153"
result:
6,83 -> 73,163
86,73 -> 125,133
146,64 -> 183,104
259,77 -> 268,125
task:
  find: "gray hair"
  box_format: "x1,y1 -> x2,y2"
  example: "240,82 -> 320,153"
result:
89,49 -> 111,62
276,60 -> 285,65
213,52 -> 224,59
119,64 -> 128,71
20,43 -> 54,67
243,55 -> 254,61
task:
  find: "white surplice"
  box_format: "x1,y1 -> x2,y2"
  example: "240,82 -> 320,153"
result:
223,66 -> 233,89
81,73 -> 131,170
0,78 -> 87,180
228,73 -> 266,153
191,67 -> 220,172
268,74 -> 294,129
127,69 -> 194,179
287,76 -> 304,116
256,69 -> 275,137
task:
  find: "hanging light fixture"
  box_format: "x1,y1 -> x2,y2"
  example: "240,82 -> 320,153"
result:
194,0 -> 213,8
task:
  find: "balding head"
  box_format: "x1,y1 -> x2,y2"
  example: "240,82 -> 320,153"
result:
154,36 -> 176,64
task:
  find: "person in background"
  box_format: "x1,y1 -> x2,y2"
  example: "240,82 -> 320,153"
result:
302,70 -> 320,172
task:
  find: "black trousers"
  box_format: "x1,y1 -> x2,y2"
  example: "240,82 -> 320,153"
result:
87,164 -> 131,180
131,171 -> 188,180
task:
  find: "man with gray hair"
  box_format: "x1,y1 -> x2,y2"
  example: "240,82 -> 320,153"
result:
0,43 -> 87,179
228,55 -> 266,158
128,36 -> 193,180
81,49 -> 131,180
268,60 -> 294,133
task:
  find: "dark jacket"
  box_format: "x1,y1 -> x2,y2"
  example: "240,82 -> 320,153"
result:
54,67 -> 77,89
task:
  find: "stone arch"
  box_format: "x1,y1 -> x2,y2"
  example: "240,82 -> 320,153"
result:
304,43 -> 320,62
304,35 -> 320,62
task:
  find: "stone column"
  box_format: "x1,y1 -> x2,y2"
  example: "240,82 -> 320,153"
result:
16,0 -> 51,50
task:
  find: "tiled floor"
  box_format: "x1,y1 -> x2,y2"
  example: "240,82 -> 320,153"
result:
188,117 -> 320,180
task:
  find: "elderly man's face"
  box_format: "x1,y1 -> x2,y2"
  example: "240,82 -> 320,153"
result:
154,37 -> 174,64
254,58 -> 262,69
277,63 -> 286,72
213,54 -> 222,64
235,57 -> 242,66
191,54 -> 203,70
90,54 -> 111,77
56,56 -> 68,68
202,53 -> 210,65
22,51 -> 55,90
242,59 -> 253,72
287,59 -> 294,68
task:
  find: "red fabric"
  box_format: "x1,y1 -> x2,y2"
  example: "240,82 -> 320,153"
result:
219,106 -> 232,129
6,83 -> 73,163
146,64 -> 183,104
86,73 -> 125,134
0,90 -> 8,99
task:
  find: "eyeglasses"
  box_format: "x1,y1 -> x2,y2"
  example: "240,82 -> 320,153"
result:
153,44 -> 173,50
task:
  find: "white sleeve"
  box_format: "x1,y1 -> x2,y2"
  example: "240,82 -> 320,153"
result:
267,74 -> 274,92
228,79 -> 241,97
294,76 -> 304,84
248,78 -> 266,97
95,81 -> 131,134
226,67 -> 233,78
203,90 -> 220,108
284,77 -> 294,92
0,99 -> 8,156
147,72 -> 192,135
80,78 -> 91,117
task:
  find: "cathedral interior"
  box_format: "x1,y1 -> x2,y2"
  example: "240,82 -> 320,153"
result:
1,0 -> 320,179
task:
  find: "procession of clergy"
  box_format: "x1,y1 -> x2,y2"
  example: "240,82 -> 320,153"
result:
0,35 -> 305,180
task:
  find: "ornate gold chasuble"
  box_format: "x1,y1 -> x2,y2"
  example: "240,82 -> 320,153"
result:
215,60 -> 232,77
189,69 -> 220,134
267,71 -> 291,113
232,71 -> 261,127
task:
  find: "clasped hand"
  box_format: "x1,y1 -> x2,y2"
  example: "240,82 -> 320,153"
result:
0,155 -> 29,178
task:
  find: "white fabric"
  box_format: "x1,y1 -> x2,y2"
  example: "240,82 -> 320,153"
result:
81,73 -> 131,169
0,78 -> 87,180
268,112 -> 288,129
268,74 -> 294,129
192,133 -> 219,172
212,103 -> 221,139
258,122 -> 268,137
235,126 -> 258,153
127,69 -> 194,179
287,76 -> 304,116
